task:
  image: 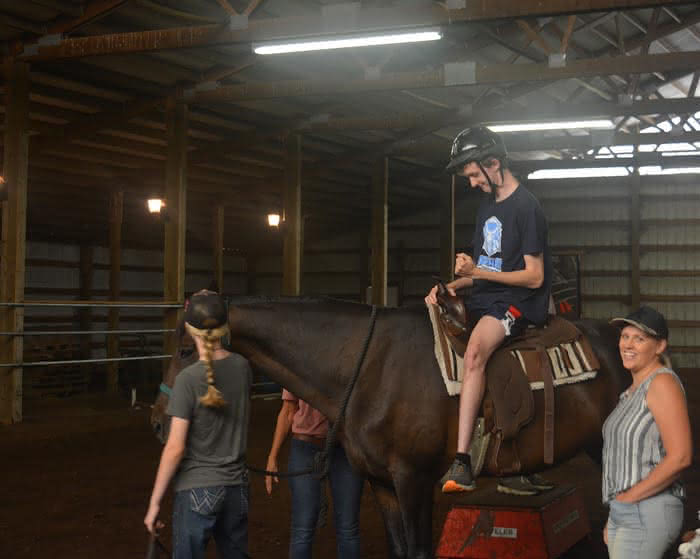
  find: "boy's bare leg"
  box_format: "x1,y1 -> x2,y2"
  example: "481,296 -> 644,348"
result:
442,316 -> 505,492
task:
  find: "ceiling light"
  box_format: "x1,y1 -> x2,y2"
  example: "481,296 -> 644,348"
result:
253,30 -> 442,55
488,120 -> 614,133
528,167 -> 630,180
639,166 -> 700,175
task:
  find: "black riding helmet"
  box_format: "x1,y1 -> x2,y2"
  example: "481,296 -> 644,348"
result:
184,292 -> 228,330
445,126 -> 507,174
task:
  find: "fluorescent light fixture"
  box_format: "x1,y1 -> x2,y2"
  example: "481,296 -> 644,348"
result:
528,165 -> 700,180
147,198 -> 164,214
267,213 -> 281,227
253,30 -> 442,55
639,166 -> 700,175
488,120 -> 614,133
528,167 -> 630,180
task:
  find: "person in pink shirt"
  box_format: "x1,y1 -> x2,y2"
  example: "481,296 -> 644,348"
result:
265,390 -> 364,559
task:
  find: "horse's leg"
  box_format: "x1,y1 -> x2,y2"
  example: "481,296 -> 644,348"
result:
393,470 -> 435,559
369,480 -> 408,559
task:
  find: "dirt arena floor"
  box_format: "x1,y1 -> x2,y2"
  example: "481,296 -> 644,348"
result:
1,393 -> 698,559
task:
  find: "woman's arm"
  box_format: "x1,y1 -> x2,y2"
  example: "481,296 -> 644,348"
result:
615,374 -> 692,503
265,400 -> 299,495
144,417 -> 189,533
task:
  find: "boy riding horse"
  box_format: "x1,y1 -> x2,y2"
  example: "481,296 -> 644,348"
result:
426,126 -> 552,492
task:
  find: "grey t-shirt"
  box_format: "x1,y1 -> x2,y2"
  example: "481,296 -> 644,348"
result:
167,353 -> 252,492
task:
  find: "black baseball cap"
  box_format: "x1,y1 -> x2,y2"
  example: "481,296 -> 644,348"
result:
610,306 -> 669,339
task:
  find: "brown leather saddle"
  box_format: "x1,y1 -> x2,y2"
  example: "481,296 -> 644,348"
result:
435,284 -> 600,475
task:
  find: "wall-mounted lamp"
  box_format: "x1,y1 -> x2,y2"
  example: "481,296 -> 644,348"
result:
267,213 -> 281,227
148,198 -> 165,214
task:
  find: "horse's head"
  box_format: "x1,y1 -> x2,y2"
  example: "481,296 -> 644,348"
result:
150,324 -> 198,443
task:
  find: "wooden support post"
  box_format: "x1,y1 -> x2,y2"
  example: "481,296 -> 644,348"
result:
0,59 -> 29,424
630,169 -> 641,310
282,134 -> 302,296
163,98 -> 187,366
440,176 -> 456,283
213,204 -> 224,293
79,243 -> 93,380
371,157 -> 388,306
107,190 -> 122,392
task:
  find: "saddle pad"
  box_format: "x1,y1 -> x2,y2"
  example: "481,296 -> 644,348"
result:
428,304 -> 463,396
428,306 -> 598,395
510,341 -> 598,390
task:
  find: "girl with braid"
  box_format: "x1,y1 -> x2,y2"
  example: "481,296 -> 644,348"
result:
145,291 -> 252,559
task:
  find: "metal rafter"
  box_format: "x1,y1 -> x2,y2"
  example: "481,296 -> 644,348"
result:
19,0 -> 697,61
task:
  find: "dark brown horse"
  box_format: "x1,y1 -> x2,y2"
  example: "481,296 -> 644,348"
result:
151,297 -> 630,559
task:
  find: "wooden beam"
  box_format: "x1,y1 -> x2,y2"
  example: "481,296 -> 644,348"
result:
0,59 -> 30,424
213,204 -> 224,293
215,0 -> 238,17
20,1 -> 693,61
162,98 -> 187,367
188,51 -> 700,104
371,157 -> 388,307
282,134 -> 302,296
107,190 -> 122,392
440,176 -> 456,283
517,19 -> 552,54
560,15 -> 577,54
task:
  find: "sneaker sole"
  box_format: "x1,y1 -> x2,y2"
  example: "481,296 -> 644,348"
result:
442,480 -> 476,493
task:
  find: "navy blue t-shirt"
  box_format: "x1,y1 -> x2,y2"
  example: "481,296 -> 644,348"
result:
468,184 -> 552,325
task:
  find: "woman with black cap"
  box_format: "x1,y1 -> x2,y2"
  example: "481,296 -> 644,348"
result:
603,306 -> 692,559
144,291 -> 252,559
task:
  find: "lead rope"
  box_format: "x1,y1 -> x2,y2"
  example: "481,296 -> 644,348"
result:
311,305 -> 378,530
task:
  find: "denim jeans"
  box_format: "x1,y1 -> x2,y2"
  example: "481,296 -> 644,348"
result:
288,439 -> 364,559
607,491 -> 684,559
173,484 -> 248,559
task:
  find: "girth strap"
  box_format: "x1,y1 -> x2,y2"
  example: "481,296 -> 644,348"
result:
536,344 -> 555,465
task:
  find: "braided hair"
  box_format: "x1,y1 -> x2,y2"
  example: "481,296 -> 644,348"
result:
184,291 -> 229,409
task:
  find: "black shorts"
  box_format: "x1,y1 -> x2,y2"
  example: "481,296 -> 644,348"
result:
469,301 -> 531,340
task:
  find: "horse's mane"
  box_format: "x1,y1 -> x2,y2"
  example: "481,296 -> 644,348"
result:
227,295 -> 428,318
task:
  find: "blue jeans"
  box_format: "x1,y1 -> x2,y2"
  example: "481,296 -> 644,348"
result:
173,484 -> 249,559
288,438 -> 364,559
607,491 -> 684,559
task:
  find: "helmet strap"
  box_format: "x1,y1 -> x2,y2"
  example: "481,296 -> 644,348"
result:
478,161 -> 497,199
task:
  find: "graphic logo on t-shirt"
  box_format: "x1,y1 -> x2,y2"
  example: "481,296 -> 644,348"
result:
478,216 -> 503,271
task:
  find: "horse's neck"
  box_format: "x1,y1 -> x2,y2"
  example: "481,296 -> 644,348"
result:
231,302 -> 368,416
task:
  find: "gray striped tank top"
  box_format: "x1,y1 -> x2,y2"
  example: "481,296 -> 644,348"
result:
601,367 -> 685,504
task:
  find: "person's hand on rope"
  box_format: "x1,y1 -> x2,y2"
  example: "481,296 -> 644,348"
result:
455,253 -> 475,277
425,283 -> 456,306
144,502 -> 165,535
265,455 -> 280,495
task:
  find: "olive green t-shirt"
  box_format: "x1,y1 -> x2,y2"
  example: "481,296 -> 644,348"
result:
167,353 -> 252,492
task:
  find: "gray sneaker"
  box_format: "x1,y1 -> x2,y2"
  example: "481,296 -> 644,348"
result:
526,473 -> 555,491
441,459 -> 476,493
